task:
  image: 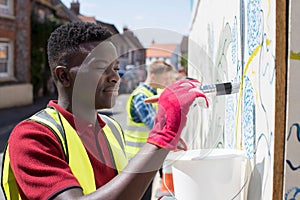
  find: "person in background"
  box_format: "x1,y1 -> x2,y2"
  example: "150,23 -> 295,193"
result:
1,22 -> 209,200
124,60 -> 175,200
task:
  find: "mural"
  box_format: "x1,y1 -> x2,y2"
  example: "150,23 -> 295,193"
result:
285,0 -> 300,198
187,0 -> 275,198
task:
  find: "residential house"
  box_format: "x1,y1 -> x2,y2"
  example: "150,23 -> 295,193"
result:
146,42 -> 179,69
122,27 -> 145,67
1,0 -> 145,108
31,0 -> 81,97
31,0 -> 80,23
69,1 -> 145,70
0,0 -> 32,109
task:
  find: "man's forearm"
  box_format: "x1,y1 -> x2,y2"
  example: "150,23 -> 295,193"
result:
85,143 -> 168,200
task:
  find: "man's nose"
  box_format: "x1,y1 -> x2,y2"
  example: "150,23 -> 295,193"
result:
107,68 -> 120,83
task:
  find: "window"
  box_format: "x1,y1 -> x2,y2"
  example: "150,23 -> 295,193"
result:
0,40 -> 14,79
0,0 -> 13,16
37,8 -> 46,22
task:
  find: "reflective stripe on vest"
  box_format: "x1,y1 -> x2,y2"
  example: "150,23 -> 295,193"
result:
1,147 -> 20,200
1,107 -> 128,198
100,115 -> 128,172
124,86 -> 158,159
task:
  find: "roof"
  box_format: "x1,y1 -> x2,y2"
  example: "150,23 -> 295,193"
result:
67,2 -> 120,34
110,29 -> 144,54
97,21 -> 119,34
123,30 -> 144,49
146,43 -> 178,58
120,34 -> 136,50
78,15 -> 96,23
51,0 -> 81,22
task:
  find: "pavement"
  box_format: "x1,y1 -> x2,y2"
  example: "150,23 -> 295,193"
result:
0,93 -> 163,199
0,94 -> 57,152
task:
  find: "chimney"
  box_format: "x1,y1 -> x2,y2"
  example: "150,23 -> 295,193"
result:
123,26 -> 128,32
71,0 -> 80,15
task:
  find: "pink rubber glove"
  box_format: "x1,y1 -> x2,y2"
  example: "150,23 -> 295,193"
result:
147,79 -> 209,150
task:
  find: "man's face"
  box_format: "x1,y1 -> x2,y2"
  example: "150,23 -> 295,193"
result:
71,41 -> 120,110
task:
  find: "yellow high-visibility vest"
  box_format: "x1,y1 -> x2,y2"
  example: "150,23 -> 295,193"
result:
124,86 -> 158,159
1,107 -> 128,200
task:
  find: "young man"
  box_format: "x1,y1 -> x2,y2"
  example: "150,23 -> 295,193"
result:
124,60 -> 175,199
1,22 -> 208,200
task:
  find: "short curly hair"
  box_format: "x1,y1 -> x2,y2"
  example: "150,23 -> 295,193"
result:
47,22 -> 112,73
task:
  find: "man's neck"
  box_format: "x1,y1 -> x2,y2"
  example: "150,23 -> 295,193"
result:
58,98 -> 98,125
144,80 -> 158,89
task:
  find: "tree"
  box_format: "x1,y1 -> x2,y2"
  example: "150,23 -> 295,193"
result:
30,12 -> 61,97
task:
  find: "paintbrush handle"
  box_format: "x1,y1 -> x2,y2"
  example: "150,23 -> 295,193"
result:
144,82 -> 240,103
144,95 -> 160,103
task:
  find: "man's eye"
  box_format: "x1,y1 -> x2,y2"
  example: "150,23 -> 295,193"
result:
114,65 -> 120,71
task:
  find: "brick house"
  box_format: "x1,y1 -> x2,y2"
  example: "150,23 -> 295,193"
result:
30,0 -> 81,97
0,0 -> 32,109
69,1 -> 145,70
0,0 -> 145,109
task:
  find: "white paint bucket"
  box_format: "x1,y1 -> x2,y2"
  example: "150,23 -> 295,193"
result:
169,149 -> 248,200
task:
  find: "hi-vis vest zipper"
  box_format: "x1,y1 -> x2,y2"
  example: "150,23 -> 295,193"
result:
1,107 -> 128,200
124,86 -> 158,159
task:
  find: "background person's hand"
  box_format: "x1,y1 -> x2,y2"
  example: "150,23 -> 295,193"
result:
147,79 -> 209,150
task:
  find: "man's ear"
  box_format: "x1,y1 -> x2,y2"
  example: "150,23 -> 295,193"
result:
55,66 -> 71,87
150,73 -> 156,82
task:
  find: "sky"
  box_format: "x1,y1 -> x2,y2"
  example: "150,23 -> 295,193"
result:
61,0 -> 193,47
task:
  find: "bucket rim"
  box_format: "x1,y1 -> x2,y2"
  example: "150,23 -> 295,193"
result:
166,148 -> 246,161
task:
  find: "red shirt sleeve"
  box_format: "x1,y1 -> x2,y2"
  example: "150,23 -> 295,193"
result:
8,120 -> 81,200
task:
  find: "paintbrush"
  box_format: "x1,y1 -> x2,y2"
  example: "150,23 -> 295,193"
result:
144,82 -> 240,103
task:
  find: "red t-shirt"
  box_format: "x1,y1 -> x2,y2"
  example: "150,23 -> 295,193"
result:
8,100 -> 117,199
